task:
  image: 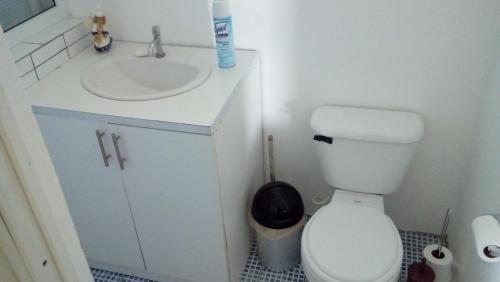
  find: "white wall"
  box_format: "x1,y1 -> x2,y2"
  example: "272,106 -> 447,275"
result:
450,49 -> 500,282
0,250 -> 18,282
66,0 -> 213,46
67,0 -> 500,233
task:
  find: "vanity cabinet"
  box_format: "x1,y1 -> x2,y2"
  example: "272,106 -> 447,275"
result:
28,43 -> 262,282
108,123 -> 229,282
36,114 -> 231,281
35,114 -> 146,270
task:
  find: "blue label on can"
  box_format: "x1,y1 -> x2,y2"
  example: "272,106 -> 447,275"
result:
214,16 -> 236,68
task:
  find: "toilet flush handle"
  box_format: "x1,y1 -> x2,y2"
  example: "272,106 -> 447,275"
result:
311,134 -> 334,206
313,135 -> 333,144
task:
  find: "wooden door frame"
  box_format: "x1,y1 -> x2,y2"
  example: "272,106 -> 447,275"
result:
0,27 -> 93,282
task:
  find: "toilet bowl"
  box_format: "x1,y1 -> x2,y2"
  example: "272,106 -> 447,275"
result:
304,106 -> 423,282
301,190 -> 402,282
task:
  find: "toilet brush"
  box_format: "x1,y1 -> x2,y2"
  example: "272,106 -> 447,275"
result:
434,208 -> 452,258
420,208 -> 454,282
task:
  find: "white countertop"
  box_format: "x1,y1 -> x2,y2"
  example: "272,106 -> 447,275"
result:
28,41 -> 257,135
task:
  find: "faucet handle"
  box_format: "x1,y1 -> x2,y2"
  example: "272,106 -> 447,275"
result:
150,25 -> 166,58
152,25 -> 161,38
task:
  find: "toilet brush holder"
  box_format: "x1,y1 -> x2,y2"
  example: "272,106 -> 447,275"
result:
422,244 -> 453,282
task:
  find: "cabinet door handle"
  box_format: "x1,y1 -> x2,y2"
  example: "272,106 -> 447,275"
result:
111,133 -> 126,170
95,130 -> 111,167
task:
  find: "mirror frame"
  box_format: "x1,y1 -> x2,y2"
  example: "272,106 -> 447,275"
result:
2,0 -> 57,32
4,0 -> 70,47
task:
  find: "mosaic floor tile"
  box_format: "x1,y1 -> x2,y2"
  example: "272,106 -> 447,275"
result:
399,230 -> 441,281
91,230 -> 440,282
241,230 -> 440,282
91,268 -> 157,282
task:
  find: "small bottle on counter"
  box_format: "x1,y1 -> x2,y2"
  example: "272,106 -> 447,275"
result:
212,0 -> 236,68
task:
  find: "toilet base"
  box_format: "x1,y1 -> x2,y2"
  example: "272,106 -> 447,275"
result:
300,191 -> 403,282
303,243 -> 400,282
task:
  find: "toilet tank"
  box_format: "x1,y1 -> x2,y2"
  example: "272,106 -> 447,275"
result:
310,106 -> 424,194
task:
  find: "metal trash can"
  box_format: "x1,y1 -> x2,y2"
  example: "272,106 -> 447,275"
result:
249,183 -> 305,272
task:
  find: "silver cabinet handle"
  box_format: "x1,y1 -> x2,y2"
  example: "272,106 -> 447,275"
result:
111,133 -> 126,170
95,130 -> 111,167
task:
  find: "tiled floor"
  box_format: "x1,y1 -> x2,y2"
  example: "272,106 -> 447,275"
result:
91,268 -> 156,282
241,230 -> 440,282
91,230 -> 440,282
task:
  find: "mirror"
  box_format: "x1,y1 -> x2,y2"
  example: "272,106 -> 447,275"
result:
0,0 -> 56,31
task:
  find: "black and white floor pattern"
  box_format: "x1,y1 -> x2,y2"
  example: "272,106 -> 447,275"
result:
91,230 -> 440,282
240,230 -> 440,282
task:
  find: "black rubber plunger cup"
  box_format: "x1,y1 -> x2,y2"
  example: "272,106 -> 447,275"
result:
407,258 -> 435,282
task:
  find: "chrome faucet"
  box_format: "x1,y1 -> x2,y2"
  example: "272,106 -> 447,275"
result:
148,25 -> 166,58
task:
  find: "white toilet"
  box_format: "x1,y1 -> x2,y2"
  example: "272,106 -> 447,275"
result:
302,105 -> 424,282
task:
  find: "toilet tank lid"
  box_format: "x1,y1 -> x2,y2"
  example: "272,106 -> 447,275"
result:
311,106 -> 424,144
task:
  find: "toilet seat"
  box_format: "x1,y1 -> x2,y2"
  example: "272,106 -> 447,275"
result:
302,202 -> 402,282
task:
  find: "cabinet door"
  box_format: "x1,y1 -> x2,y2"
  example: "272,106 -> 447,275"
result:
36,114 -> 145,270
109,124 -> 229,282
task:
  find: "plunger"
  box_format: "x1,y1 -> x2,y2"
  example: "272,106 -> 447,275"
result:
407,258 -> 435,282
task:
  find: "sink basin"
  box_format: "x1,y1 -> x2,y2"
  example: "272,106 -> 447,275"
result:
81,57 -> 211,101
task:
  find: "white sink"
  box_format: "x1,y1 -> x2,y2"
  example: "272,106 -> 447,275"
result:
81,57 -> 211,101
